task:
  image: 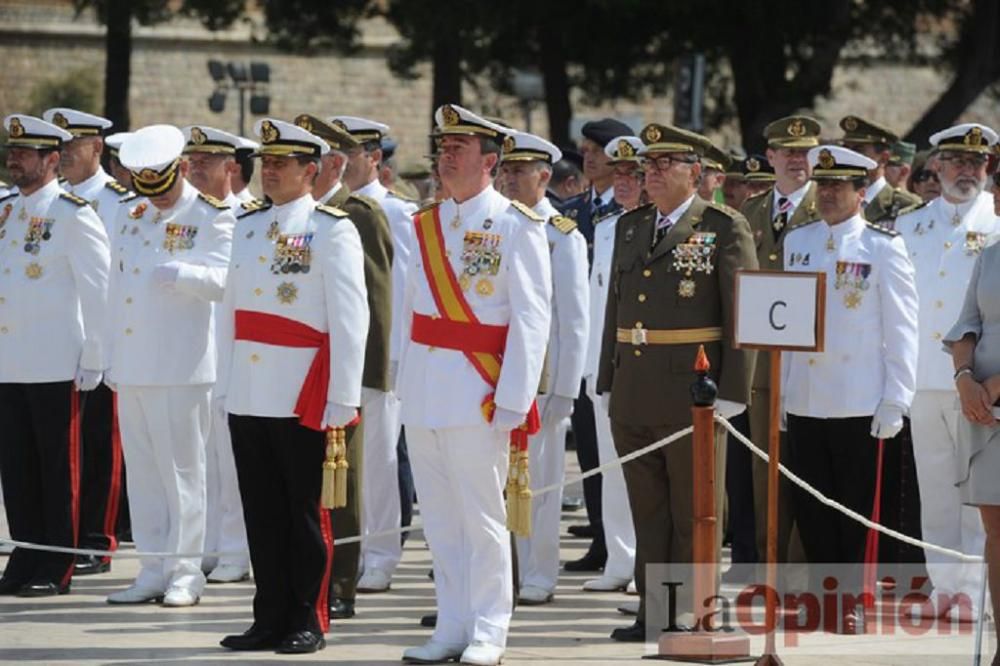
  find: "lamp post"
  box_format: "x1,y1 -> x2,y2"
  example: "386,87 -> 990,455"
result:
206,59 -> 271,137
511,69 -> 545,133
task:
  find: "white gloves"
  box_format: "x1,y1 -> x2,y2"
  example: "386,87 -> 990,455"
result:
600,392 -> 611,415
152,262 -> 182,290
715,399 -> 746,420
321,402 -> 358,429
74,367 -> 103,392
871,402 -> 906,439
543,395 -> 575,424
492,407 -> 526,433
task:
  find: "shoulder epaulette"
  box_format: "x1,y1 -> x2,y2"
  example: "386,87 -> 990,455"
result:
387,187 -> 417,203
198,192 -> 229,210
744,189 -> 772,202
549,215 -> 577,234
866,221 -> 899,236
104,180 -> 129,195
316,203 -> 348,218
236,198 -> 271,219
897,199 -> 931,216
510,200 -> 543,222
59,192 -> 88,207
707,201 -> 740,218
788,218 -> 822,231
347,193 -> 379,211
0,191 -> 17,205
416,200 -> 440,215
119,192 -> 138,203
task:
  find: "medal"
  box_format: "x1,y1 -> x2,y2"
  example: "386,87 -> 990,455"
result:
267,220 -> 279,241
678,278 -> 696,298
25,262 -> 42,279
844,290 -> 862,309
475,278 -> 494,296
450,212 -> 461,229
276,281 -> 298,304
826,234 -> 835,252
459,273 -> 471,291
952,207 -> 962,226
18,207 -> 27,222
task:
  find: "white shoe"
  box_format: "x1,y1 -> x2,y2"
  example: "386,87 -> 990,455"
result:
460,641 -> 504,666
207,564 -> 250,584
402,640 -> 465,663
626,580 -> 637,595
518,585 -> 553,605
107,583 -> 164,605
162,586 -> 200,607
357,567 -> 391,593
582,574 -> 630,592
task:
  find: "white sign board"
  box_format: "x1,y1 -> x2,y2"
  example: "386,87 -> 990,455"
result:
734,270 -> 825,352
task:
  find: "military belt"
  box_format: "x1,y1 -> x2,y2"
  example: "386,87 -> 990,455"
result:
616,326 -> 722,346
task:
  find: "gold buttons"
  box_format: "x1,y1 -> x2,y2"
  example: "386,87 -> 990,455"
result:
125,297 -> 133,304
808,358 -> 816,366
0,297 -> 5,304
633,349 -> 642,357
250,353 -> 260,363
125,328 -> 133,335
769,254 -> 778,262
133,267 -> 140,274
939,270 -> 946,277
3,269 -> 9,275
638,294 -> 647,303
10,240 -> 17,247
258,256 -> 267,263
254,288 -> 263,296
944,241 -> 952,249
642,269 -> 652,277
933,332 -> 942,341
0,326 -> 7,334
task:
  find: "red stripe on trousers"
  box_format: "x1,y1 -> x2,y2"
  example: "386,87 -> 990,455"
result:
101,394 -> 123,560
61,389 -> 82,587
315,502 -> 334,633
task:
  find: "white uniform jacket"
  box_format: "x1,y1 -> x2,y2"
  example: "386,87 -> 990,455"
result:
585,210 -> 621,380
216,193 -> 368,417
0,180 -> 110,381
108,181 -> 233,386
896,191 -> 1000,391
397,185 -> 552,428
66,167 -> 130,237
782,214 -> 918,417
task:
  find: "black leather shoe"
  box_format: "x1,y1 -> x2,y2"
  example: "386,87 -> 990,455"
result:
276,630 -> 325,654
563,546 -> 607,572
329,597 -> 355,619
17,581 -> 70,597
567,523 -> 594,538
420,612 -> 437,628
0,576 -> 28,595
220,624 -> 283,651
610,621 -> 646,642
74,555 -> 111,576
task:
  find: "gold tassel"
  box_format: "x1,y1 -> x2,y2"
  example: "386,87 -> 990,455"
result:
504,440 -> 520,534
515,449 -> 532,537
320,429 -> 338,509
333,428 -> 348,509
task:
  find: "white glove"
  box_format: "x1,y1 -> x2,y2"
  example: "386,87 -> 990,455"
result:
74,367 -> 103,391
152,262 -> 182,290
600,392 -> 611,415
321,402 -> 358,429
716,399 -> 746,420
212,395 -> 228,423
543,395 -> 574,424
492,407 -> 526,433
871,402 -> 906,439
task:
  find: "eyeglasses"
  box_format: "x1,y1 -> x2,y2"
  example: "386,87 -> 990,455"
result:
639,155 -> 697,172
938,154 -> 988,169
911,170 -> 938,184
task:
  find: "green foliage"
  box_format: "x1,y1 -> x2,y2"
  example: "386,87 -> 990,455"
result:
25,68 -> 102,118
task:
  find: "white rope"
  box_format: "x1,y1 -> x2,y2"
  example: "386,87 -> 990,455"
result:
715,413 -> 984,563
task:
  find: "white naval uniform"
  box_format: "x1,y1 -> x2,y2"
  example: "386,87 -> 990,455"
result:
64,167 -> 130,237
515,196 -> 588,595
353,178 -> 417,579
397,185 -> 551,648
108,181 -> 234,595
202,191 -> 250,575
896,192 -> 998,600
0,180 -> 110,382
583,209 -> 636,582
234,187 -> 255,204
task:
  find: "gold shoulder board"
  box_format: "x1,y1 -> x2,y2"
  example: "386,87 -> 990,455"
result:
549,215 -> 577,234
511,200 -> 543,222
104,180 -> 128,195
316,203 -> 349,218
198,192 -> 229,210
866,221 -> 899,237
59,192 -> 88,206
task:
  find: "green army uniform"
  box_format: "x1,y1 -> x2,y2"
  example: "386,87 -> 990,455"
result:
295,114 -> 394,608
597,123 -> 757,622
740,115 -> 821,563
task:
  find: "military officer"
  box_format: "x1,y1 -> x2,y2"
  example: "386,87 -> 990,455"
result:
329,114 -> 416,593
839,115 -> 922,228
723,153 -> 775,209
104,132 -> 134,190
782,145 -> 918,634
294,112 -> 394,620
886,140 -> 917,190
215,118 -> 368,654
697,142 -> 731,203
740,115 -> 821,566
559,117 -> 633,573
396,104 -> 550,666
106,125 -> 233,607
40,107 -> 127,577
895,123 -> 1000,622
581,136 -> 645,594
500,131 -> 589,606
0,114 -> 110,597
178,124 -> 251,585
597,123 -> 757,641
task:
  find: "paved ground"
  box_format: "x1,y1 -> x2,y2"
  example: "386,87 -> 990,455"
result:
0,455 -> 994,665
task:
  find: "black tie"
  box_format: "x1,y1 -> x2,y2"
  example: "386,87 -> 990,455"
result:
652,214 -> 671,249
772,196 -> 790,240
592,194 -> 604,216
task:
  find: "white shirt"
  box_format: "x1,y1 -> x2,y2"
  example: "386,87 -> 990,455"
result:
896,190 -> 1000,391
534,196 -> 589,398
591,184 -> 615,210
0,179 -> 110,381
782,214 -> 918,417
771,181 -> 812,220
108,181 -> 234,386
356,178 -> 417,364
396,185 -> 552,428
216,193 -> 368,416
65,167 -> 129,238
585,209 -> 620,380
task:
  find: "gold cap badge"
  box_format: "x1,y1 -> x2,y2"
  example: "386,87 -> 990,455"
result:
9,118 -> 24,138
52,112 -> 69,129
965,126 -> 984,147
190,127 -> 207,144
295,115 -> 313,132
644,125 -> 662,143
747,157 -> 760,172
618,139 -> 635,158
260,120 -> 279,144
818,148 -> 835,169
843,116 -> 858,131
788,119 -> 806,137
442,105 -> 460,127
502,135 -> 516,153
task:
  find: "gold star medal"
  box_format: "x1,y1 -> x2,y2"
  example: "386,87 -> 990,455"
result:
844,290 -> 862,309
25,262 -> 42,279
826,234 -> 835,252
276,281 -> 298,304
458,273 -> 471,291
475,278 -> 494,296
678,278 -> 696,298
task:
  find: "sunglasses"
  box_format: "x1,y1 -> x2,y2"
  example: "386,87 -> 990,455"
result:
912,171 -> 938,184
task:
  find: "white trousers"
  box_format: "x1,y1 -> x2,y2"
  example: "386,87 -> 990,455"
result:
360,388 -> 403,575
516,394 -> 568,593
910,390 -> 985,599
117,384 -> 209,594
587,379 -> 636,580
203,402 -> 249,571
408,424 -> 512,648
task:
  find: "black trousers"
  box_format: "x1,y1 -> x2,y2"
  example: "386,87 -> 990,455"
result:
787,414 -> 878,591
725,410 -> 757,564
398,426 -> 415,542
230,415 -> 332,635
78,383 -> 124,557
0,382 -> 80,587
570,379 -> 604,551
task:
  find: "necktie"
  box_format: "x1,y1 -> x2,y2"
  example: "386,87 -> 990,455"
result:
592,194 -> 604,216
772,196 -> 791,239
652,213 -> 672,249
